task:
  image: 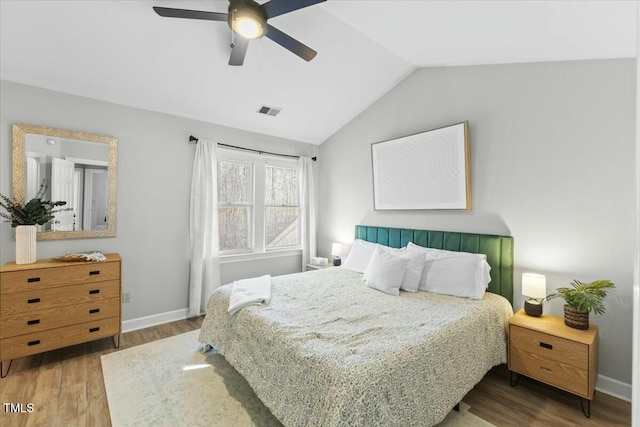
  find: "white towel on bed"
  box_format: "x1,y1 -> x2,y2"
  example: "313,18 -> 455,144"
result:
228,275 -> 272,315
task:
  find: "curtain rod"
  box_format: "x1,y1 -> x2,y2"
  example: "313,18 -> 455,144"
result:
189,135 -> 317,161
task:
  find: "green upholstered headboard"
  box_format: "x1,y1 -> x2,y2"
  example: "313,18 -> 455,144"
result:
355,225 -> 514,305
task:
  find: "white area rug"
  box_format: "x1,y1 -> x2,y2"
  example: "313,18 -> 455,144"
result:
101,330 -> 495,427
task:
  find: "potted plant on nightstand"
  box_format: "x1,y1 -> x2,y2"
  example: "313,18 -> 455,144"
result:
546,279 -> 615,330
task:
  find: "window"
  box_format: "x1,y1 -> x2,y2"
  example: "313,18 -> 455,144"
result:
217,159 -> 253,252
265,165 -> 299,249
218,150 -> 300,255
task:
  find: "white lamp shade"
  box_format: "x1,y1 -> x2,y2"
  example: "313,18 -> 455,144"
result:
522,273 -> 546,299
331,243 -> 342,257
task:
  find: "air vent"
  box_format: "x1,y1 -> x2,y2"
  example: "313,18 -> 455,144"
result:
257,105 -> 282,117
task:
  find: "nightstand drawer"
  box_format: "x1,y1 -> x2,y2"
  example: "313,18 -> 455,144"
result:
510,325 -> 588,369
510,346 -> 589,397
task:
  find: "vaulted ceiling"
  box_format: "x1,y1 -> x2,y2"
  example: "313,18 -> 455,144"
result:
1,1 -> 636,145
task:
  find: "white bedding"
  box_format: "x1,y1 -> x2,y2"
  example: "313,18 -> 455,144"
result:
199,267 -> 513,427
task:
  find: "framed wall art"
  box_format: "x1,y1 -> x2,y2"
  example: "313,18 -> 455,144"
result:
371,121 -> 470,210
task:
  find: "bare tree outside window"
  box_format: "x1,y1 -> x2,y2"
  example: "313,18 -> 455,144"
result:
265,166 -> 300,248
217,153 -> 301,254
218,160 -> 252,251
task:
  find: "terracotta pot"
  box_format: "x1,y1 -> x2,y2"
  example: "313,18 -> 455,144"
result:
564,305 -> 589,330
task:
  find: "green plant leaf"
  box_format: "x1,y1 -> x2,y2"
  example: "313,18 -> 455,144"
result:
547,279 -> 615,315
0,180 -> 68,228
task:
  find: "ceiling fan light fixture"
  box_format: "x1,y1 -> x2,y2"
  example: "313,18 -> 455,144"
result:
233,16 -> 264,39
154,0 -> 326,65
229,2 -> 267,39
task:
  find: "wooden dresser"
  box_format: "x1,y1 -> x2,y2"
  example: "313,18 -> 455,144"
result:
508,309 -> 598,417
0,254 -> 121,377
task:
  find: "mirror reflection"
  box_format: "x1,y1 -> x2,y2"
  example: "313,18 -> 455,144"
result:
25,134 -> 109,232
13,124 -> 117,240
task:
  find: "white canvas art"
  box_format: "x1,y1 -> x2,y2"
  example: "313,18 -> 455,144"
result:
372,122 -> 470,210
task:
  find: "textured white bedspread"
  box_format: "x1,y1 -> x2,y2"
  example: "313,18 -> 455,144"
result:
199,267 -> 513,427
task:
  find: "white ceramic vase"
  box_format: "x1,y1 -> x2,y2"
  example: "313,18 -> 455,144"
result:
15,225 -> 37,264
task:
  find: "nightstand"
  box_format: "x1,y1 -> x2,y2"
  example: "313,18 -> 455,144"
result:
306,264 -> 332,271
508,309 -> 598,417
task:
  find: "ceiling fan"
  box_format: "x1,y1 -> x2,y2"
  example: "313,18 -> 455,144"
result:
153,0 -> 326,66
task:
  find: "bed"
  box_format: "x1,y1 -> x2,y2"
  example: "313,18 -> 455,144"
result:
199,226 -> 514,426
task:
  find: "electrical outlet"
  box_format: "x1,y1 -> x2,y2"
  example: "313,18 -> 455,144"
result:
122,292 -> 131,303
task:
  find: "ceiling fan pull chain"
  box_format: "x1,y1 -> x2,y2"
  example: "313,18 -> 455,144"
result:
230,8 -> 236,47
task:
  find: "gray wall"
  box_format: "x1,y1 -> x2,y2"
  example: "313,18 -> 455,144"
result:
0,80 -> 314,321
317,59 -> 636,385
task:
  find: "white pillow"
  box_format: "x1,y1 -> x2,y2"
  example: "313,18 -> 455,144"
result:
365,247 -> 410,296
342,239 -> 379,273
363,245 -> 406,281
420,255 -> 490,299
399,252 -> 426,292
362,245 -> 422,292
407,242 -> 441,257
407,242 -> 492,297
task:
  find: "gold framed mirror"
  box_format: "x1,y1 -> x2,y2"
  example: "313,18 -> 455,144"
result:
12,123 -> 117,240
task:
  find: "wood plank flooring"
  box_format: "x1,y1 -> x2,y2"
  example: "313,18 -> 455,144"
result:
0,317 -> 631,427
465,365 -> 630,426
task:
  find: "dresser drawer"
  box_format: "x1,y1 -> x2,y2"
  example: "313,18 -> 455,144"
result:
1,280 -> 120,316
0,316 -> 120,361
510,325 -> 588,369
510,346 -> 589,397
1,262 -> 120,294
0,298 -> 120,338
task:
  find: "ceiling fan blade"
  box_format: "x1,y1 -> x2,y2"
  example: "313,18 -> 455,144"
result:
265,24 -> 317,62
152,7 -> 227,22
262,0 -> 326,19
229,36 -> 250,66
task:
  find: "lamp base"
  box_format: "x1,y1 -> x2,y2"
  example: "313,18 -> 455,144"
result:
333,256 -> 341,267
524,300 -> 543,317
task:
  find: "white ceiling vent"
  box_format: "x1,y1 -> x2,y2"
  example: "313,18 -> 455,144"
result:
257,105 -> 282,117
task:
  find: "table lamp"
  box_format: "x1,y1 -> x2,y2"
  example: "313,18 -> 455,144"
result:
522,273 -> 546,317
331,243 -> 342,266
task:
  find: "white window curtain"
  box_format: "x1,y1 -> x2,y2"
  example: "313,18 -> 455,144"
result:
189,140 -> 221,316
299,156 -> 317,271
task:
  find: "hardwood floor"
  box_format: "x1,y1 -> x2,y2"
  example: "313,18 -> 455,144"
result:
0,317 -> 631,427
465,365 -> 631,427
0,316 -> 203,427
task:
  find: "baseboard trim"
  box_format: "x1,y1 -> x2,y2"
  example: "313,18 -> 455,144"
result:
596,374 -> 632,402
122,308 -> 189,333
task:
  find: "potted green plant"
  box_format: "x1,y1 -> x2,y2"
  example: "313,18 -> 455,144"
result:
546,279 -> 615,330
0,180 -> 68,264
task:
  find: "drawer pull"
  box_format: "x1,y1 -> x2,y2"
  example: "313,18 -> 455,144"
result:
89,271 -> 100,276
89,327 -> 100,333
27,277 -> 41,283
27,340 -> 40,346
539,342 -> 553,350
89,289 -> 100,295
89,308 -> 100,314
27,298 -> 41,304
27,319 -> 41,325
540,366 -> 552,372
